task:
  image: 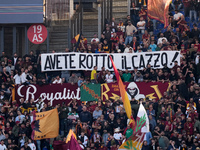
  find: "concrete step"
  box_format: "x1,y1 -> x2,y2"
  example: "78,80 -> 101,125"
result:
113,6 -> 127,13
50,26 -> 69,32
113,12 -> 127,19
113,1 -> 128,7
83,19 -> 98,25
83,26 -> 98,31
50,32 -> 68,37
83,11 -> 98,19
50,38 -> 68,42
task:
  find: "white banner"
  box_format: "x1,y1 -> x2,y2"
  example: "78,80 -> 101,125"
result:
41,51 -> 180,71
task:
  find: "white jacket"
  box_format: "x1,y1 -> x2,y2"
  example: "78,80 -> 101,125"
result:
78,135 -> 88,147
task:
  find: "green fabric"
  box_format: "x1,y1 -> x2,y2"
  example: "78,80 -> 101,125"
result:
155,47 -> 161,51
122,73 -> 131,82
80,83 -> 101,101
126,128 -> 133,139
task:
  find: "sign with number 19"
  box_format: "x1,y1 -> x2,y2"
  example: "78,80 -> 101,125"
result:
27,24 -> 47,44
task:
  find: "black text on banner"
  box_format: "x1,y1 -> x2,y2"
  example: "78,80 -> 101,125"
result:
41,51 -> 180,71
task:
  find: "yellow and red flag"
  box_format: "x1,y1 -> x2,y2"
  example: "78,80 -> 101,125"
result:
31,109 -> 59,140
66,129 -> 83,150
66,129 -> 77,143
109,56 -> 132,119
147,0 -> 172,28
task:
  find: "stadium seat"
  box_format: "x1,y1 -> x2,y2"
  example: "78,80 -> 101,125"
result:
171,11 -> 175,15
157,23 -> 164,30
161,29 -> 167,33
185,17 -> 190,22
154,29 -> 160,35
180,11 -> 184,15
172,28 -> 176,32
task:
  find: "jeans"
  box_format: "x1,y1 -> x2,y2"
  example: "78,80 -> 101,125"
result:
138,29 -> 145,41
102,133 -> 108,145
171,3 -> 182,10
125,36 -> 133,45
36,140 -> 41,150
60,119 -> 65,137
152,19 -> 157,30
190,10 -> 197,22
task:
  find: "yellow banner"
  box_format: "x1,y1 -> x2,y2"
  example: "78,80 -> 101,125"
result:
31,109 -> 59,140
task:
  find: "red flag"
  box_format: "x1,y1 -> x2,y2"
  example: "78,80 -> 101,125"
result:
147,0 -> 172,28
69,135 -> 83,150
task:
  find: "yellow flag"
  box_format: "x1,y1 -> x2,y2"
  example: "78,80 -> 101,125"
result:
31,109 -> 59,140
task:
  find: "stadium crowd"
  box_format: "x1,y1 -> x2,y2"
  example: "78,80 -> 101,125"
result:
0,0 -> 200,150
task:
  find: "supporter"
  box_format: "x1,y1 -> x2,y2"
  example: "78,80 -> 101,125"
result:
91,66 -> 97,84
171,0 -> 183,10
148,40 -> 157,52
68,73 -> 78,85
0,140 -> 7,150
125,21 -> 137,45
137,17 -> 146,41
52,75 -> 62,84
91,33 -> 99,44
79,130 -> 88,147
102,39 -> 110,53
189,0 -> 197,22
105,71 -> 114,83
138,6 -> 147,21
134,71 -> 143,82
124,15 -> 132,27
124,44 -> 133,53
103,27 -> 112,42
173,10 -> 183,27
110,18 -> 118,33
146,17 -> 154,34
79,106 -> 92,124
93,106 -> 102,120
157,33 -> 168,45
117,19 -> 125,33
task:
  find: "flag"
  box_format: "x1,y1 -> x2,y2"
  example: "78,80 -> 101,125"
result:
66,129 -> 77,143
147,0 -> 172,28
133,104 -> 149,134
12,85 -> 15,101
69,134 -> 83,150
65,129 -> 83,150
109,55 -> 132,119
119,104 -> 149,150
31,109 -> 59,140
81,83 -> 101,101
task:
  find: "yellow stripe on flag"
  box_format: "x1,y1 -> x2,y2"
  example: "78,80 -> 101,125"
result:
12,85 -> 15,101
109,56 -> 132,119
66,129 -> 77,143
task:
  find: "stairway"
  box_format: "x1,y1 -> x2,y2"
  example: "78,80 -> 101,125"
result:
113,0 -> 128,20
83,11 -> 98,43
49,21 -> 69,52
46,0 -> 128,52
